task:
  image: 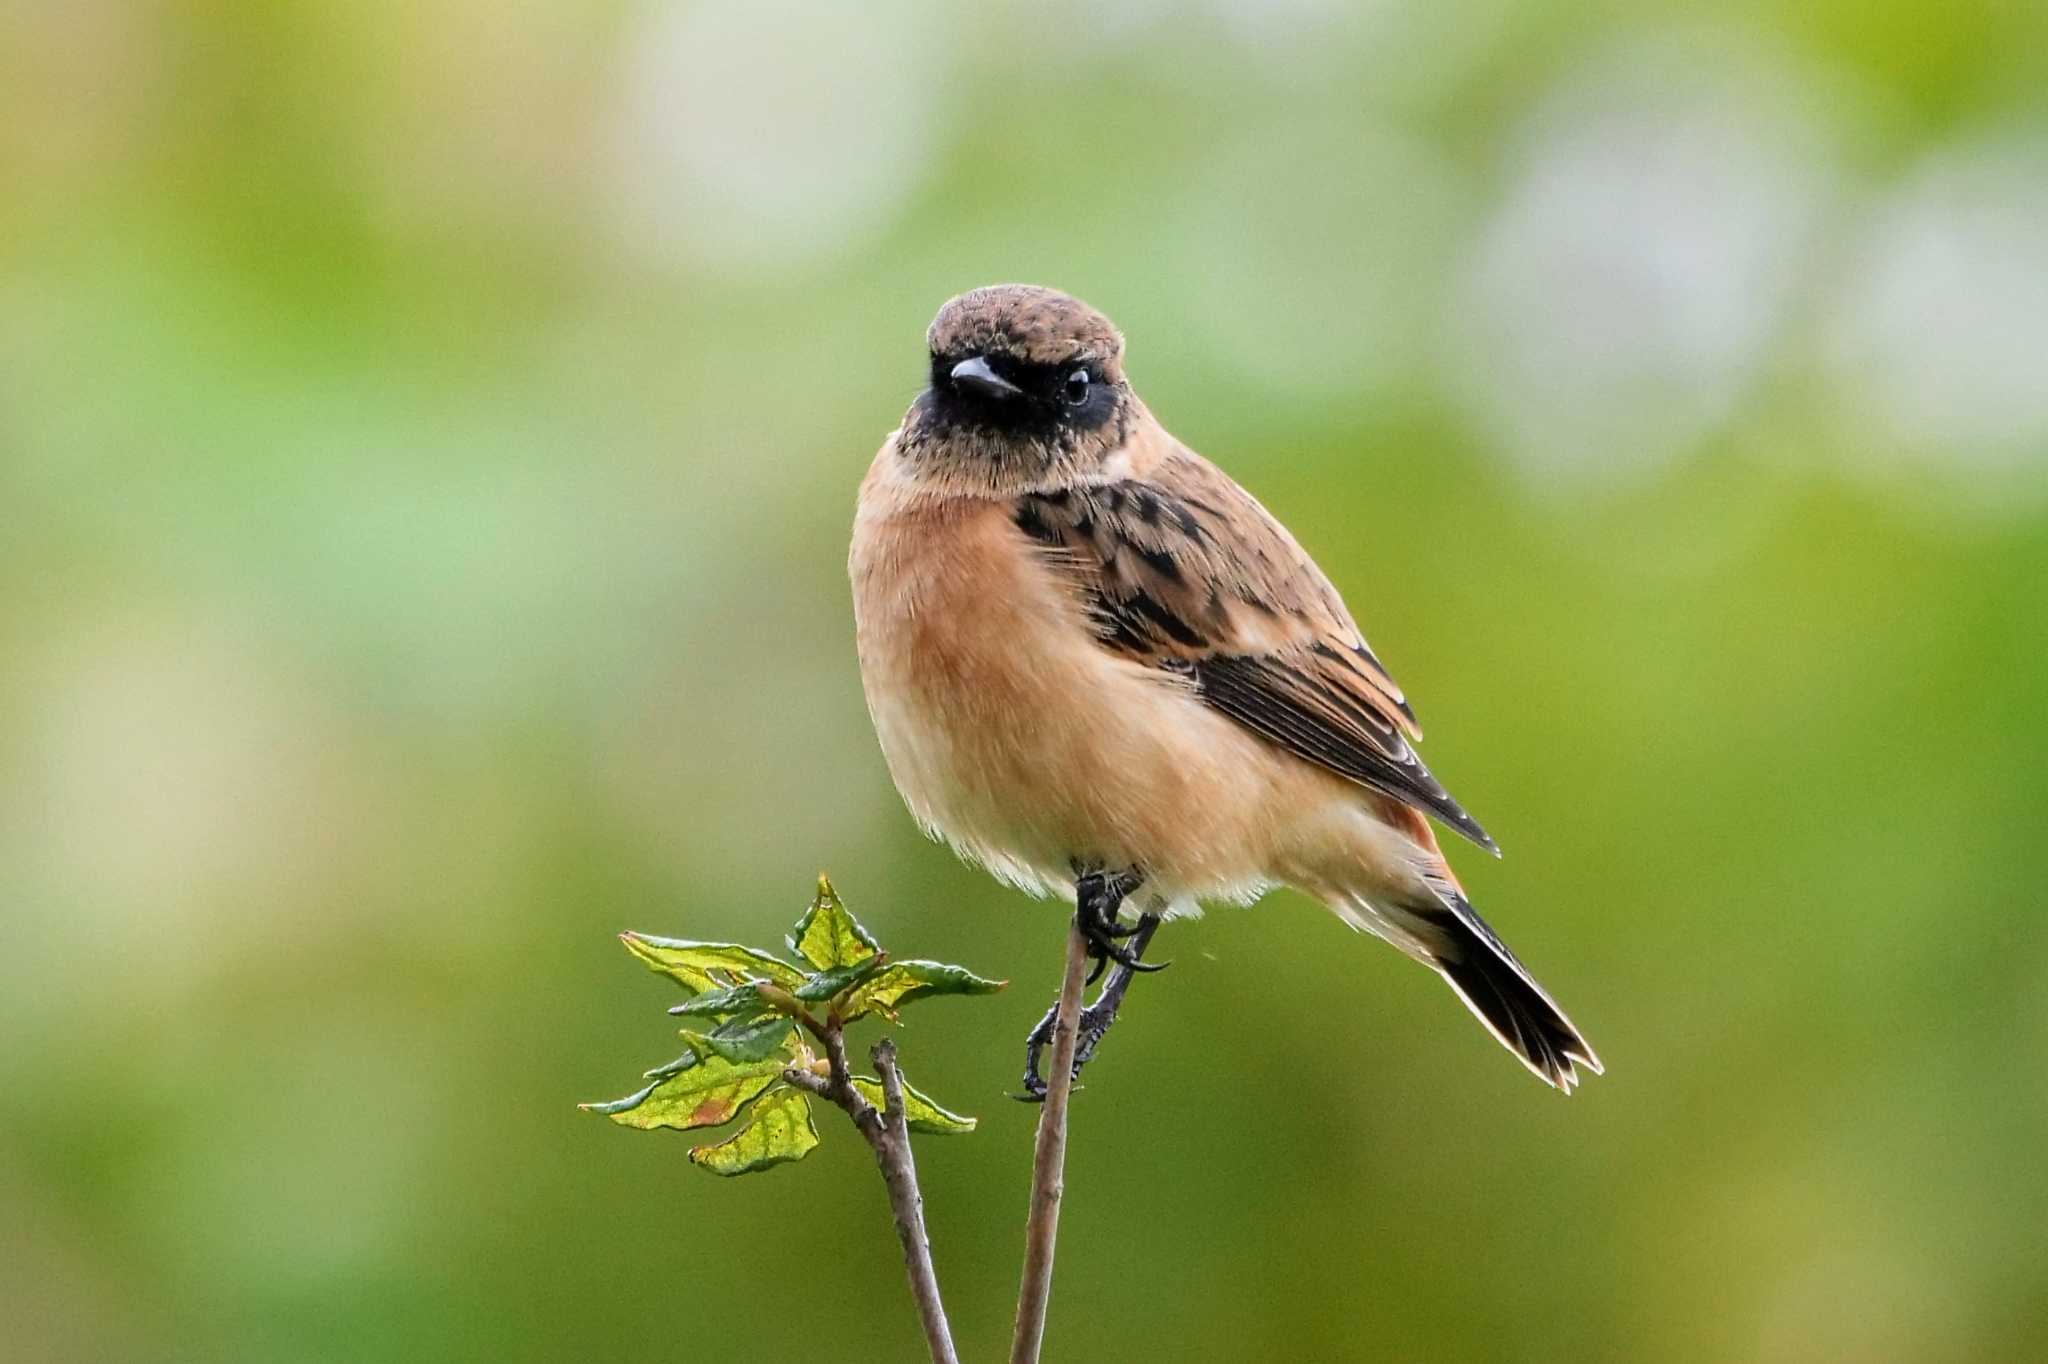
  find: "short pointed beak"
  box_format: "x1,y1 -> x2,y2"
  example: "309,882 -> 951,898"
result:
950,355 -> 1021,399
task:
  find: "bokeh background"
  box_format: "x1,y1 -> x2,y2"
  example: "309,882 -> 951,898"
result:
6,1 -> 2047,1360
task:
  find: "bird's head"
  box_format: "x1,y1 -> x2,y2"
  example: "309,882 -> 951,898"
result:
897,284 -> 1140,494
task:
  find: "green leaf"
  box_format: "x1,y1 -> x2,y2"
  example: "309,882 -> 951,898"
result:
619,933 -> 805,993
640,1016 -> 793,1080
682,1016 -> 795,1064
851,1075 -> 977,1135
689,1086 -> 819,1175
792,952 -> 887,1002
786,874 -> 881,971
584,1080 -> 664,1115
667,982 -> 770,1020
581,1052 -> 790,1130
841,960 -> 1006,1021
641,1050 -> 701,1082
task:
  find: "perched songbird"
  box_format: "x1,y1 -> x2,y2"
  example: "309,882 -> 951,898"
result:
849,284 -> 1601,1094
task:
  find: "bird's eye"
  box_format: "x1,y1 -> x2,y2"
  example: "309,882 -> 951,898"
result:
1063,367 -> 1092,405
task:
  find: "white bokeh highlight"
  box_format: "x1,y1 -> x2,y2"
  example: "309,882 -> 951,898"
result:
1823,127 -> 2048,513
607,0 -> 943,274
1446,30 -> 1850,493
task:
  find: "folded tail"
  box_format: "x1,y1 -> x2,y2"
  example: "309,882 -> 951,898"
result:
1425,893 -> 1602,1092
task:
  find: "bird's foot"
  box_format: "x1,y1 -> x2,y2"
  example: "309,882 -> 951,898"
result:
1016,911 -> 1164,1101
1017,1006 -> 1058,1102
1076,868 -> 1166,984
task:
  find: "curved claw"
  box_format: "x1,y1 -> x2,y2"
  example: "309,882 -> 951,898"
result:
1096,939 -> 1168,972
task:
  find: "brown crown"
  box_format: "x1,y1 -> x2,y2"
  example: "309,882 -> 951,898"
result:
926,285 -> 1125,375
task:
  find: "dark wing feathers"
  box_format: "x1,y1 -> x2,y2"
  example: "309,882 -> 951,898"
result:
1013,448 -> 1496,853
1190,655 -> 1496,853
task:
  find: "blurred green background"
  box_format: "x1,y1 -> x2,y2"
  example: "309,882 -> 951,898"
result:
5,1 -> 2047,1360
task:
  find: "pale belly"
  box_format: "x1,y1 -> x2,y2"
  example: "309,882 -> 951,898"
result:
851,496 -> 1312,909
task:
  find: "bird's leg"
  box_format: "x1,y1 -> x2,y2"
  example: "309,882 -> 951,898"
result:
1070,913 -> 1161,1076
1017,913 -> 1165,1100
1019,867 -> 1167,1100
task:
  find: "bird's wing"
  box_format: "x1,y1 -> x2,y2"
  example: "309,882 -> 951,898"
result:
1011,447 -> 1496,853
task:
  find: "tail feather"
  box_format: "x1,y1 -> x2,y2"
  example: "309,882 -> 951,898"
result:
1426,895 -> 1602,1093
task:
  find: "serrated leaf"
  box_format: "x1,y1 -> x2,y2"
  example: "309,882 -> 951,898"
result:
786,875 -> 881,971
689,1086 -> 819,1176
619,933 -> 805,993
851,1075 -> 977,1135
667,982 -> 770,1020
793,952 -> 887,1002
682,1016 -> 795,1064
841,959 -> 1006,1021
581,1051 -> 789,1131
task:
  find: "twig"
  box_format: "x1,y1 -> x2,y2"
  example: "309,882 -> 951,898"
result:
870,1038 -> 953,1362
784,1013 -> 960,1364
1010,916 -> 1091,1364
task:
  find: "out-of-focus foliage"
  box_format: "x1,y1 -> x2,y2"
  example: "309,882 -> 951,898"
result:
581,874 -> 995,1170
3,1 -> 2046,1360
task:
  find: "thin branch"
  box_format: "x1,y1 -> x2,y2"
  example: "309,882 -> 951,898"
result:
1010,916 -> 1092,1364
784,1016 -> 959,1364
869,1038 -> 955,1364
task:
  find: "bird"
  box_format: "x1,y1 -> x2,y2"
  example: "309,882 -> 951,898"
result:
848,283 -> 1601,1095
